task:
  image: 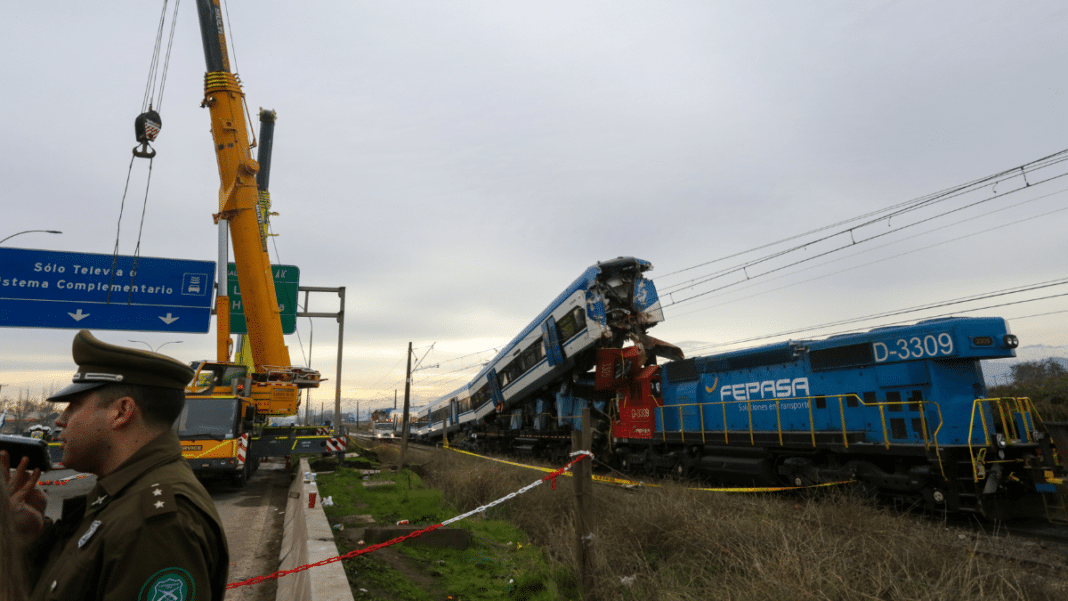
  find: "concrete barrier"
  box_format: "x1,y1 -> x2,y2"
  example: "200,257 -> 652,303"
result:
276,458 -> 354,601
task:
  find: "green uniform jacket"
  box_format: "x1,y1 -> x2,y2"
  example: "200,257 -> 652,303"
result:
30,430 -> 229,601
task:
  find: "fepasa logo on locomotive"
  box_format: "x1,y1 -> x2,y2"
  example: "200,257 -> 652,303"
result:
716,377 -> 810,402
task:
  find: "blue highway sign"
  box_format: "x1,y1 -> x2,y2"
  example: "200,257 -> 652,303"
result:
0,247 -> 215,332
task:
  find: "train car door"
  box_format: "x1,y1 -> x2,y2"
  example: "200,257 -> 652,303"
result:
541,317 -> 565,366
487,369 -> 506,410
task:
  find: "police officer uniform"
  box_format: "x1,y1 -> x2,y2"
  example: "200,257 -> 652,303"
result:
29,331 -> 229,601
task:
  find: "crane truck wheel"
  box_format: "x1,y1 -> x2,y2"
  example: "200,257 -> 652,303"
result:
233,461 -> 250,488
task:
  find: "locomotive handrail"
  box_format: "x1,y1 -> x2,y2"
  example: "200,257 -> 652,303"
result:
837,396 -> 849,449
967,396 -> 1040,482
652,393 -> 948,476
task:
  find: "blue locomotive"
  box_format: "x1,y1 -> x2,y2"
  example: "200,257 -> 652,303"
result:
601,316 -> 1067,521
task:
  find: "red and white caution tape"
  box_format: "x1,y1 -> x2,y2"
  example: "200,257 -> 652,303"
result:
225,451 -> 592,589
37,474 -> 90,486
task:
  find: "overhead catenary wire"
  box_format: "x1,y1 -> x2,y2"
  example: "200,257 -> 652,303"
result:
669,194 -> 1068,319
660,164 -> 1068,306
657,149 -> 1068,300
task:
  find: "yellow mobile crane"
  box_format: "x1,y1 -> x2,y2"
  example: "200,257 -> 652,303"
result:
175,0 -> 339,485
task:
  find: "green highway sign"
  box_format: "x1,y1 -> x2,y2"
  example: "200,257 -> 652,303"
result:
226,263 -> 299,334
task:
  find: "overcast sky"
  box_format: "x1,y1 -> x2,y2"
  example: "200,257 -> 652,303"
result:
2,2 -> 1066,414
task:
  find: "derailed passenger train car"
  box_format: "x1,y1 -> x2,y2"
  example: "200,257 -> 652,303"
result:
413,257 -> 679,458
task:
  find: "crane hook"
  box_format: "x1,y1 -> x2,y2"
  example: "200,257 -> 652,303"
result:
133,108 -> 161,158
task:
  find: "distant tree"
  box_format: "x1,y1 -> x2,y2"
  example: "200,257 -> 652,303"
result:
0,390 -> 54,434
1011,358 -> 1067,385
990,358 -> 1068,421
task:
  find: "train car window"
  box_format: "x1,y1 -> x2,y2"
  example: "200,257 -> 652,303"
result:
432,407 -> 448,423
556,307 -> 587,342
472,385 -> 491,410
530,339 -> 545,363
815,396 -> 827,409
912,418 -> 924,437
861,391 -> 876,407
809,343 -> 875,371
500,337 -> 550,390
908,390 -> 923,411
890,418 -> 907,439
886,390 -> 902,412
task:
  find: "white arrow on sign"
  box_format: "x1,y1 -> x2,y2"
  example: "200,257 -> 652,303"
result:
68,309 -> 90,321
159,313 -> 180,325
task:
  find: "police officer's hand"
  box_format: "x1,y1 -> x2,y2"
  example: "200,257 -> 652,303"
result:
1,450 -> 47,545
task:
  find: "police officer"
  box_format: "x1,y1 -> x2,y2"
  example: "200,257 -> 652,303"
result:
16,330 -> 229,601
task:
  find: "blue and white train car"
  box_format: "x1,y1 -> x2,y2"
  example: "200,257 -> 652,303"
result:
417,257 -> 674,450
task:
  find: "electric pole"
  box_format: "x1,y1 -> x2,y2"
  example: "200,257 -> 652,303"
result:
400,342 -> 412,465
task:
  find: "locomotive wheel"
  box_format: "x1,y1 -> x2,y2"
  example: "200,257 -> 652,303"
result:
672,460 -> 687,480
643,450 -> 658,477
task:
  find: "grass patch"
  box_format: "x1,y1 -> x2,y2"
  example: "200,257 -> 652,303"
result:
334,549 -> 430,601
317,443 -> 1068,600
420,447 -> 1068,601
314,448 -> 574,600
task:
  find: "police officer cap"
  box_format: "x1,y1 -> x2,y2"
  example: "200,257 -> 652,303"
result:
47,330 -> 195,402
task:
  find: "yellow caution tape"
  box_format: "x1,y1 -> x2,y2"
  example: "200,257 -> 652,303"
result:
443,446 -> 852,493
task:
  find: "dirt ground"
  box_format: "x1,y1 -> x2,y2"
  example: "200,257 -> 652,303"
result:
331,504 -> 447,599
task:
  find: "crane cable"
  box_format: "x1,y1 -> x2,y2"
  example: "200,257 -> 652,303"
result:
107,0 -> 182,304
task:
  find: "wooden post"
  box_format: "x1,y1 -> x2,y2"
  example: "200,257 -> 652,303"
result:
400,342 -> 412,467
572,407 -> 596,600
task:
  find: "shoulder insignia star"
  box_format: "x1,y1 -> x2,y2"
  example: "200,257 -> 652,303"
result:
153,488 -> 163,496
91,495 -> 108,507
154,500 -> 165,509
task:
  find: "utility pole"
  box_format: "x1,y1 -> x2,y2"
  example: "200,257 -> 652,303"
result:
394,390 -> 397,410
572,407 -> 595,600
400,342 -> 412,466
